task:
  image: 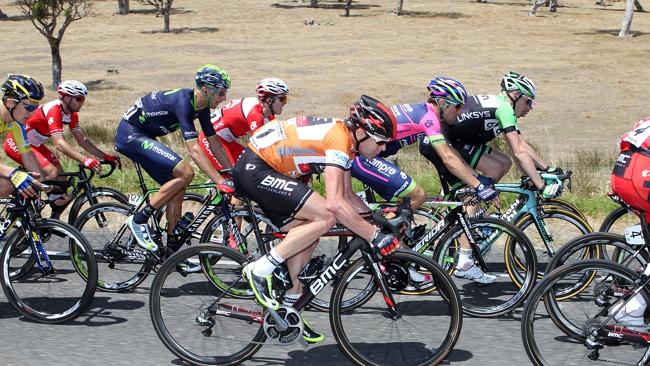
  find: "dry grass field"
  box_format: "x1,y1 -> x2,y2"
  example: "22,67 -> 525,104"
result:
1,0 -> 649,201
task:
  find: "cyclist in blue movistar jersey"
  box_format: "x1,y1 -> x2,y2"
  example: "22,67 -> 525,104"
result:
115,65 -> 232,252
0,74 -> 47,198
444,71 -> 560,199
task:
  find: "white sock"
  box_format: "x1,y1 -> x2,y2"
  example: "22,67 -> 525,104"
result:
253,248 -> 285,276
457,249 -> 474,271
282,292 -> 301,307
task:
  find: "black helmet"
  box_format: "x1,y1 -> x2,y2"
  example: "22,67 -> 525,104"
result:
2,74 -> 44,102
348,95 -> 396,142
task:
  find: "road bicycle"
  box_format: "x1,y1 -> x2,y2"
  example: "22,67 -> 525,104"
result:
72,163 -> 267,292
0,185 -> 97,323
149,201 -> 462,366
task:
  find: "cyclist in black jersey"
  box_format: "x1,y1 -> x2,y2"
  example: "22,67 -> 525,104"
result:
115,65 -> 232,252
0,74 -> 47,198
443,71 -> 561,200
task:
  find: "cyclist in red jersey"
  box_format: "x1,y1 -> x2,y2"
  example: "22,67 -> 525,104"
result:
198,78 -> 289,170
4,80 -> 119,218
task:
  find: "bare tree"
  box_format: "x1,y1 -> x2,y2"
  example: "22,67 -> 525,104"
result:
0,8 -> 7,18
619,0 -> 635,37
16,0 -> 92,88
394,0 -> 405,15
138,0 -> 173,32
117,0 -> 129,15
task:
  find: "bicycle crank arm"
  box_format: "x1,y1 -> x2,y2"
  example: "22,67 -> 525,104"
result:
266,308 -> 289,331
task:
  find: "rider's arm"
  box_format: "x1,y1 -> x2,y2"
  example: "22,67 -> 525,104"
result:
71,129 -> 110,159
185,138 -> 226,184
503,131 -> 545,189
52,133 -> 87,163
205,134 -> 233,170
342,170 -> 372,214
324,166 -> 376,242
432,142 -> 481,188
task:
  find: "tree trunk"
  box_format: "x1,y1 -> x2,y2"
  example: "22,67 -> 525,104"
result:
50,39 -> 63,89
0,8 -> 7,19
619,0 -> 635,37
310,0 -> 318,7
394,0 -> 404,14
163,10 -> 170,32
634,0 -> 644,11
117,0 -> 129,15
344,0 -> 352,16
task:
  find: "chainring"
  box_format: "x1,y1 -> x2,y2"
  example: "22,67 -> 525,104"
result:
263,306 -> 304,345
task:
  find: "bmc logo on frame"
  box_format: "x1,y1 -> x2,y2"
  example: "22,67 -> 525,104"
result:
260,176 -> 297,192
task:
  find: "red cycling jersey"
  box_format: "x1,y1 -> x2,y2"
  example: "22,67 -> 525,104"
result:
25,99 -> 80,147
199,97 -> 275,170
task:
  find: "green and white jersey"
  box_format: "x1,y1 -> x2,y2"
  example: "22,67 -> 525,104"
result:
445,94 -> 519,146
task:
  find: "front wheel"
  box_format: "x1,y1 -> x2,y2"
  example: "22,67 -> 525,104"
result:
150,244 -> 264,365
331,249 -> 462,366
0,219 -> 98,323
67,186 -> 129,225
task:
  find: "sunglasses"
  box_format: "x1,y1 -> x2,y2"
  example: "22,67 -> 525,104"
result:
20,100 -> 38,112
276,95 -> 288,104
367,133 -> 389,146
74,96 -> 86,103
208,88 -> 227,97
524,97 -> 534,108
442,100 -> 463,111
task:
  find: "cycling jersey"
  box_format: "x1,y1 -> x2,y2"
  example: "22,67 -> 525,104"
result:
248,116 -> 354,178
0,119 -> 29,154
618,117 -> 650,152
445,94 -> 519,146
23,99 -> 80,147
384,102 -> 444,156
5,133 -> 60,168
198,97 -> 274,170
121,88 -> 215,140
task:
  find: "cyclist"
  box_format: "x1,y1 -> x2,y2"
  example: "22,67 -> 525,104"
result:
4,80 -> 120,218
608,116 -> 650,331
197,77 -> 289,171
443,72 -> 561,199
115,64 -> 232,252
0,74 -> 46,198
234,95 -> 401,343
417,76 -> 499,284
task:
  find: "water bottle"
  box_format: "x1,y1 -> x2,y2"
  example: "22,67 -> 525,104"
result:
173,212 -> 194,236
298,255 -> 326,284
272,264 -> 293,290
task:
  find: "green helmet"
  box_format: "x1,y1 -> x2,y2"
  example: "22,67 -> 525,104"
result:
501,71 -> 536,99
195,64 -> 231,89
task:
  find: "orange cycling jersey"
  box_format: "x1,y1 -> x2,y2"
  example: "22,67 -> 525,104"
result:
248,116 -> 355,178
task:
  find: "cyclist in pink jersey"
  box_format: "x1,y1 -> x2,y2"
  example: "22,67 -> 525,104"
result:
198,78 -> 289,171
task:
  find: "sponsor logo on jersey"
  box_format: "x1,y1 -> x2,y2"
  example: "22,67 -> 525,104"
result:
368,159 -> 396,176
276,147 -> 316,157
145,110 -> 170,118
246,163 -> 256,171
328,150 -> 350,167
141,141 -> 177,161
642,170 -> 650,177
457,110 -> 492,123
260,176 -> 297,193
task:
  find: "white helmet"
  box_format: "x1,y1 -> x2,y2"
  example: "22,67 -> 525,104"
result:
57,80 -> 88,97
256,78 -> 289,100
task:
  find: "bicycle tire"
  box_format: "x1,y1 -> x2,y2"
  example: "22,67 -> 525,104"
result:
0,218 -> 98,323
521,259 -> 650,366
599,206 -> 638,234
433,216 -> 538,317
150,244 -> 265,365
331,249 -> 462,366
74,202 -> 154,292
68,186 -> 129,225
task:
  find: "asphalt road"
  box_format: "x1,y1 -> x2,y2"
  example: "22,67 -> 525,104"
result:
0,272 -> 533,366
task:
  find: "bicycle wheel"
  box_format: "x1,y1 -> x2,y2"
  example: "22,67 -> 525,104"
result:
433,216 -> 538,317
547,198 -> 589,222
150,244 -> 264,365
511,207 -> 593,278
0,218 -> 98,323
331,249 -> 462,366
74,202 -> 154,292
599,206 -> 639,235
521,260 -> 650,366
544,232 -> 648,300
66,186 -> 129,225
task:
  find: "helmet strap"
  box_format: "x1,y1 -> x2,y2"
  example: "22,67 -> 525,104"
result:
506,91 -> 522,106
263,97 -> 276,115
60,96 -> 73,114
4,98 -> 22,124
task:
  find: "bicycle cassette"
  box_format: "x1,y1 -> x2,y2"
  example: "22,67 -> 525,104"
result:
263,306 -> 303,345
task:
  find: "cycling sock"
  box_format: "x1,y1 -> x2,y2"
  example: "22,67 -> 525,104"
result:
457,249 -> 474,271
254,248 -> 285,276
133,203 -> 155,224
282,292 -> 301,306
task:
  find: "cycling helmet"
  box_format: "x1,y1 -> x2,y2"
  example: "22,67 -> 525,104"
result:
1,74 -> 44,102
349,95 -> 396,141
426,76 -> 467,105
501,71 -> 536,99
195,64 -> 231,90
57,80 -> 88,97
256,78 -> 289,99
